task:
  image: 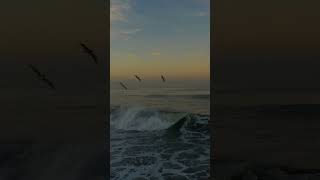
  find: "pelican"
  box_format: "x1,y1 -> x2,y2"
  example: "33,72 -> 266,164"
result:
80,43 -> 98,64
120,82 -> 128,90
134,75 -> 142,82
161,75 -> 166,82
28,64 -> 55,90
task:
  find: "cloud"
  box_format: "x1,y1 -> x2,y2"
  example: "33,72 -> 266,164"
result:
111,0 -> 131,23
120,28 -> 142,35
111,0 -> 142,40
113,28 -> 142,40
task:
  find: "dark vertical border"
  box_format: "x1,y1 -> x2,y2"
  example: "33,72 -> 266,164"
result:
103,0 -> 110,178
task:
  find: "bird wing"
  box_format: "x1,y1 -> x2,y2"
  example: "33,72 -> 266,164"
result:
134,75 -> 141,81
120,82 -> 128,90
81,43 -> 98,64
161,75 -> 166,82
43,78 -> 55,89
89,52 -> 98,64
28,64 -> 42,77
80,43 -> 89,51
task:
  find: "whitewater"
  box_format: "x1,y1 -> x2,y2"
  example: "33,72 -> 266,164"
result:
110,80 -> 210,179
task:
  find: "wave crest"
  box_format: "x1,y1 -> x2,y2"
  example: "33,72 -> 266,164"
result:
110,106 -> 189,131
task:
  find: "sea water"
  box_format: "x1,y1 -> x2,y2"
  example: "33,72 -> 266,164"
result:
110,80 -> 210,179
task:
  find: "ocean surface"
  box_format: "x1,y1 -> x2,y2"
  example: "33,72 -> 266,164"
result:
110,80 -> 210,179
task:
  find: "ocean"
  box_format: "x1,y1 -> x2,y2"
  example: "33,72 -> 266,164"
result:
110,80 -> 210,179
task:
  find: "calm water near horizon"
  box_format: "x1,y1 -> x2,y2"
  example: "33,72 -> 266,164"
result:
110,79 -> 210,115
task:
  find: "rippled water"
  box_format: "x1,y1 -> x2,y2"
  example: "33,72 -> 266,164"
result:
110,80 -> 210,179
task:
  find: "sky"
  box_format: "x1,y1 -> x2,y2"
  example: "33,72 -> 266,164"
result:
110,0 -> 210,80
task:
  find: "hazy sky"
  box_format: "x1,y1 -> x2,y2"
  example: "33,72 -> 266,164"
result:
111,0 -> 210,80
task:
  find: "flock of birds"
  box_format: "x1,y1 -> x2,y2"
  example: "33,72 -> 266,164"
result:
27,43 -> 98,90
27,42 -> 167,90
119,74 -> 166,90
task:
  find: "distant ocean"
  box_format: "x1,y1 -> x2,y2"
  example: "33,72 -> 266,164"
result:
110,80 -> 210,179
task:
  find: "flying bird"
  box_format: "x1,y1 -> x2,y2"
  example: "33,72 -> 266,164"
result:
134,75 -> 142,82
120,82 -> 128,90
27,64 -> 55,90
161,75 -> 166,82
80,43 -> 98,64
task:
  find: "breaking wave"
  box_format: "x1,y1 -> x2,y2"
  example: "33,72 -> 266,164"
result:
110,105 -> 210,179
110,105 -> 210,133
110,106 -> 190,131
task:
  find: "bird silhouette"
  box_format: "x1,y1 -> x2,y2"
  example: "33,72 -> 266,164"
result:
161,75 -> 166,82
28,64 -> 55,90
134,75 -> 142,82
80,43 -> 98,64
120,82 -> 128,90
